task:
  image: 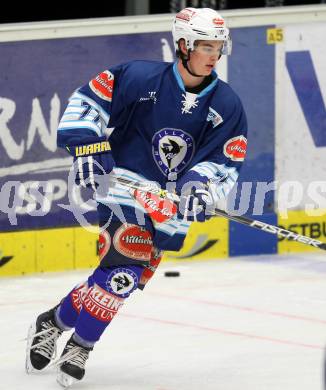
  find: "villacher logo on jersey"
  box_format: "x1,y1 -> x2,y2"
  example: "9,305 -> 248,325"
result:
223,136 -> 247,162
139,91 -> 157,104
133,189 -> 177,223
89,70 -> 114,102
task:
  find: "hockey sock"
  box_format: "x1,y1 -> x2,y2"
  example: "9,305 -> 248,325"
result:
57,281 -> 89,329
73,264 -> 143,344
139,248 -> 163,289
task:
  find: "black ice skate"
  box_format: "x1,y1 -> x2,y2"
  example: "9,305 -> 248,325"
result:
56,335 -> 93,388
25,306 -> 63,373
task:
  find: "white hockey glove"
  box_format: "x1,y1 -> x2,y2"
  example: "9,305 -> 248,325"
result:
66,136 -> 115,191
176,171 -> 220,222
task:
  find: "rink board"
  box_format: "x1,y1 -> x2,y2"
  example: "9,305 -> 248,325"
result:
3,210 -> 326,276
0,227 -> 98,276
0,218 -> 228,277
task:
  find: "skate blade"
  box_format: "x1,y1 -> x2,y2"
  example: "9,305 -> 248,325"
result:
56,369 -> 78,388
25,323 -> 37,374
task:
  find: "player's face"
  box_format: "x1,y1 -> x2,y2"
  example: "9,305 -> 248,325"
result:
189,40 -> 223,76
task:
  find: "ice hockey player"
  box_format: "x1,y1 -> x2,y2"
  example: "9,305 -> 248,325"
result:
26,7 -> 247,387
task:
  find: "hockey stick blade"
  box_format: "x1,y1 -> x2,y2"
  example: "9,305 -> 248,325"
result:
107,174 -> 326,252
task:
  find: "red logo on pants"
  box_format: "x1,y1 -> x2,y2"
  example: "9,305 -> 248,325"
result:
113,224 -> 153,261
98,230 -> 111,261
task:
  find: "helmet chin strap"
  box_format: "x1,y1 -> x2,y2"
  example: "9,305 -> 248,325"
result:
181,49 -> 205,78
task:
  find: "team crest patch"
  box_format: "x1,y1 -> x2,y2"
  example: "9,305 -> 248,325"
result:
106,268 -> 138,298
152,128 -> 195,177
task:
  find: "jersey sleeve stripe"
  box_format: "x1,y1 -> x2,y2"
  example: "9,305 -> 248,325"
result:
73,91 -> 110,123
190,161 -> 240,201
58,122 -> 102,137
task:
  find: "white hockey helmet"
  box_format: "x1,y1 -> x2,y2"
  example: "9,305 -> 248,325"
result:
172,8 -> 232,56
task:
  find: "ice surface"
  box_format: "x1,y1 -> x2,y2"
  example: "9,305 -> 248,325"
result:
1,253 -> 326,390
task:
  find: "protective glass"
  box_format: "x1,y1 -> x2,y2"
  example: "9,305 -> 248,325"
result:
193,43 -> 223,56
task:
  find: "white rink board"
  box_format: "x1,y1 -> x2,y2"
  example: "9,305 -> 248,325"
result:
275,22 -> 326,211
1,255 -> 326,390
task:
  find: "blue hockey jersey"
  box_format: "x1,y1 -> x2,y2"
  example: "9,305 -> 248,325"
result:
57,60 -> 248,250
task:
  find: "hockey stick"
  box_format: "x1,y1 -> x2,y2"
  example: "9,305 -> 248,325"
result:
108,174 -> 326,252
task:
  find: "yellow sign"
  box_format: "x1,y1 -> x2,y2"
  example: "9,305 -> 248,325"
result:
278,210 -> 326,253
0,218 -> 228,277
267,28 -> 283,44
0,226 -> 99,277
0,231 -> 36,276
164,217 -> 228,261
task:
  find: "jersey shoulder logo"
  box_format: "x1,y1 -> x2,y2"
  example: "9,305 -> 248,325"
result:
89,70 -> 114,102
207,107 -> 223,128
152,128 -> 195,177
223,135 -> 247,161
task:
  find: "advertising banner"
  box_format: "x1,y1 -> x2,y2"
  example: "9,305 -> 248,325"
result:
275,22 -> 326,214
0,32 -> 174,230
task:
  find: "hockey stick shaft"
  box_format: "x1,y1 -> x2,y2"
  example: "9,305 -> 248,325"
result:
108,174 -> 326,252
